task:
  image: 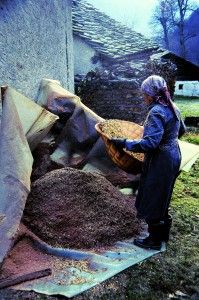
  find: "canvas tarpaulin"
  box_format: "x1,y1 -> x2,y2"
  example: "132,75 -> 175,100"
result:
0,79 -> 198,298
179,140 -> 199,172
0,81 -> 166,299
0,87 -> 58,266
37,79 -> 123,174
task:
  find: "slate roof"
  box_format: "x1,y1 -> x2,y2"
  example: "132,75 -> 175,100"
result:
72,0 -> 159,60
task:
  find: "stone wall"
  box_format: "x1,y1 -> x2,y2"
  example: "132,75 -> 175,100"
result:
77,79 -> 148,124
0,0 -> 73,107
74,53 -> 178,124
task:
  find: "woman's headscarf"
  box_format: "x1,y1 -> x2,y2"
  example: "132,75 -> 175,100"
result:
141,75 -> 179,120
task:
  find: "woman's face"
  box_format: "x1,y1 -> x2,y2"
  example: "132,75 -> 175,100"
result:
142,92 -> 153,106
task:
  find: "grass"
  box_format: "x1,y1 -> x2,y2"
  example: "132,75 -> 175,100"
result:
175,98 -> 199,146
174,97 -> 199,119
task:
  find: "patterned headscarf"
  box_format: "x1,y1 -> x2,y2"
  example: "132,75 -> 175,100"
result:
141,75 -> 179,120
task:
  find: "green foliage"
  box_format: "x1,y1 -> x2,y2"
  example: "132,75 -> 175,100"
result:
181,133 -> 199,145
175,98 -> 199,119
175,98 -> 199,144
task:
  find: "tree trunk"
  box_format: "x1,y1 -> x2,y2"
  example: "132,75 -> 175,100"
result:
178,21 -> 186,58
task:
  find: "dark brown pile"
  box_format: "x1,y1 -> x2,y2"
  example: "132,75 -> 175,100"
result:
22,167 -> 141,249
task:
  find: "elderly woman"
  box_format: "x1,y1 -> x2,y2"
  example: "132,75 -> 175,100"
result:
112,75 -> 186,250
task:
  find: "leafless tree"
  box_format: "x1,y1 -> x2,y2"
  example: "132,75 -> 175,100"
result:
150,0 -> 177,49
150,0 -> 198,59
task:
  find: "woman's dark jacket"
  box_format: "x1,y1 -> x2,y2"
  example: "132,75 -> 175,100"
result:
125,102 -> 186,220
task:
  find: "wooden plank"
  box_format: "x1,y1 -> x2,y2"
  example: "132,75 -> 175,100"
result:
0,268 -> 52,289
1,86 -> 8,107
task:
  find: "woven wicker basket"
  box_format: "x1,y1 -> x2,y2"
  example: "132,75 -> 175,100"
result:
95,119 -> 144,174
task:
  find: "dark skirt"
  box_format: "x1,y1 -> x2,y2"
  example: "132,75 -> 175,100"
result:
135,143 -> 181,220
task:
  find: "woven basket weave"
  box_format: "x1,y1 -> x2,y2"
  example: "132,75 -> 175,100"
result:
95,119 -> 144,174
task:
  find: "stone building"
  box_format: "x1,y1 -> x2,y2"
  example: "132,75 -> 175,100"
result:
0,0 -> 74,103
72,0 -> 199,123
1,0 -> 198,124
151,51 -> 199,97
175,81 -> 199,97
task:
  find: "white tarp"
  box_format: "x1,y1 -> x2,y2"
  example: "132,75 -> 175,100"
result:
0,87 -> 59,266
4,87 -> 59,151
179,140 -> 199,172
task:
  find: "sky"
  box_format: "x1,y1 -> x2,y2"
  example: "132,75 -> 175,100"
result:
86,0 -> 159,37
86,0 -> 199,37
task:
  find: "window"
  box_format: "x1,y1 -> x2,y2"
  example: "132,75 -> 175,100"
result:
179,84 -> 183,90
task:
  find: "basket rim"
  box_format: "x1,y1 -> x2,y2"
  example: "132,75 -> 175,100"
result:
95,119 -> 143,140
95,120 -> 144,162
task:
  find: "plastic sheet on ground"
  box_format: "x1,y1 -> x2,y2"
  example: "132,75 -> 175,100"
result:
12,237 -> 166,298
0,87 -> 58,266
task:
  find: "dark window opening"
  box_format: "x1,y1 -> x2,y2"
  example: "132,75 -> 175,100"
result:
179,84 -> 183,90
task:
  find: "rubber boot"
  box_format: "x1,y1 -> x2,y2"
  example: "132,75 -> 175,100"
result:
162,215 -> 172,242
134,221 -> 164,250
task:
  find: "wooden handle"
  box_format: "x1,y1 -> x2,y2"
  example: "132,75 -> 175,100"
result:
0,268 -> 52,289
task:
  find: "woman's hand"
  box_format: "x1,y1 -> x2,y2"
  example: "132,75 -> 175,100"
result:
111,138 -> 126,152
